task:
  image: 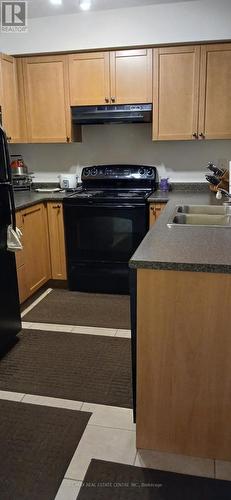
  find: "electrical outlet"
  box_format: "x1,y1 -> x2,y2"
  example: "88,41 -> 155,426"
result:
218,158 -> 228,171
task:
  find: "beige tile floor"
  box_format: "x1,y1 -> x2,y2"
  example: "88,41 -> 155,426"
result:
22,321 -> 131,338
0,288 -> 230,500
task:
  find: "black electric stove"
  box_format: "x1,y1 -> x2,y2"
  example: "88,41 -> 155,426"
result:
63,165 -> 157,294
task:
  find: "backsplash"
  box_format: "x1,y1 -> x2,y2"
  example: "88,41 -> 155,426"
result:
9,124 -> 231,184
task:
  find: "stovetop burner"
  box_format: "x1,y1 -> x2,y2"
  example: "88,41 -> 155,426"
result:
67,188 -> 152,202
73,190 -> 103,199
117,191 -> 146,198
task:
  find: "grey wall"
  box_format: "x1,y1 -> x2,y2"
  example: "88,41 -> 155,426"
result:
1,0 -> 231,55
10,124 -> 231,183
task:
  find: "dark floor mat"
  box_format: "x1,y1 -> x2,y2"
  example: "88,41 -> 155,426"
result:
23,289 -> 130,329
0,330 -> 132,408
77,459 -> 231,500
0,399 -> 91,500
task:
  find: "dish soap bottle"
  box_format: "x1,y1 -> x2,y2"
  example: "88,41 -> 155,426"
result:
159,178 -> 169,192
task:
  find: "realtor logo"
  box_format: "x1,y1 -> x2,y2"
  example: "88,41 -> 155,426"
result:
1,1 -> 28,32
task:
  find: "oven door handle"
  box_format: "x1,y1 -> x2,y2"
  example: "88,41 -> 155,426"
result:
66,203 -> 145,209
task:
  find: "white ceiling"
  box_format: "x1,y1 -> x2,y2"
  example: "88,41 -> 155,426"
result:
27,0 -> 197,19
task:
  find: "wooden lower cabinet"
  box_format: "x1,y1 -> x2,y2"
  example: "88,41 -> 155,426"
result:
23,203 -> 51,295
137,269 -> 231,460
149,202 -> 166,227
15,211 -> 27,302
16,203 -> 51,302
16,265 -> 28,303
47,202 -> 67,280
16,201 -> 67,303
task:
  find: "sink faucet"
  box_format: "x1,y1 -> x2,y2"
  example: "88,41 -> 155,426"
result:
216,188 -> 231,201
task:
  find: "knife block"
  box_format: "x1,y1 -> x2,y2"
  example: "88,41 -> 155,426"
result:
209,169 -> 229,193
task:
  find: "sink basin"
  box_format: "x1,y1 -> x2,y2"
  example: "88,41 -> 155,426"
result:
177,205 -> 227,215
167,205 -> 231,227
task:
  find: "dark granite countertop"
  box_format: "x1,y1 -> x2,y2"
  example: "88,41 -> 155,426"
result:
15,188 -> 231,274
130,191 -> 231,274
14,190 -> 68,210
148,183 -> 209,203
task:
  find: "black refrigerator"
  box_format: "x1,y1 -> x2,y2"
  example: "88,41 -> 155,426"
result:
0,126 -> 21,347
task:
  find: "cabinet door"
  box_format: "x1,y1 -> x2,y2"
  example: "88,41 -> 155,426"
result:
199,43 -> 231,140
153,46 -> 200,140
17,265 -> 28,304
22,204 -> 50,294
68,52 -> 110,105
0,53 -> 21,143
47,202 -> 67,280
149,203 -> 166,227
23,55 -> 69,143
110,49 -> 152,104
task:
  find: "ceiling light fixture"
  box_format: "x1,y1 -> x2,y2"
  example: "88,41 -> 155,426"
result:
50,0 -> 62,5
79,0 -> 91,11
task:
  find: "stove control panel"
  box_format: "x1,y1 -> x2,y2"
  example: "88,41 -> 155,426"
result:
82,165 -> 156,181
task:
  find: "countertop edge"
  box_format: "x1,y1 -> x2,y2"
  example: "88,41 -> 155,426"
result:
14,193 -> 67,211
129,260 -> 231,274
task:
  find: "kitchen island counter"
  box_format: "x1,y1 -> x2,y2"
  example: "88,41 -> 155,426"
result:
133,190 -> 231,461
131,190 -> 231,273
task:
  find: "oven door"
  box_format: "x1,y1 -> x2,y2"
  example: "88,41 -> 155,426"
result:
64,202 -> 148,293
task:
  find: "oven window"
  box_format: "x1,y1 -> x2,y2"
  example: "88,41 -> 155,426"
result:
81,215 -> 132,254
65,205 -> 147,262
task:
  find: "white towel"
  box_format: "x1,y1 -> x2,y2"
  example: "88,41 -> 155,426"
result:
7,225 -> 23,252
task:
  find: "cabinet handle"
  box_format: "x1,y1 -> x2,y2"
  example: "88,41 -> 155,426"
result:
199,132 -> 205,139
7,136 -> 11,142
192,132 -> 198,139
66,136 -> 70,143
53,205 -> 61,209
105,97 -> 109,103
111,97 -> 116,103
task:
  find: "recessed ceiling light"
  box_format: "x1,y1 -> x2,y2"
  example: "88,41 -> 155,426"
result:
80,1 -> 91,11
50,0 -> 62,5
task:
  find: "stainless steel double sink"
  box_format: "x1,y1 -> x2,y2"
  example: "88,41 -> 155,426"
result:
167,204 -> 231,227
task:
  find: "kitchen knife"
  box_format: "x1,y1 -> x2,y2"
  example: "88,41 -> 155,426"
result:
205,174 -> 220,185
206,163 -> 224,177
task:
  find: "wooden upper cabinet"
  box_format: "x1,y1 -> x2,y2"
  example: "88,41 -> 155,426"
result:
153,46 -> 200,140
110,49 -> 152,104
0,53 -> 21,143
22,55 -> 70,143
68,52 -> 110,105
199,44 -> 231,140
68,49 -> 152,106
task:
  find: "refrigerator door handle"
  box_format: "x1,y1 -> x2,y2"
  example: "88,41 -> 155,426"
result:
7,184 -> 16,231
2,127 -> 12,182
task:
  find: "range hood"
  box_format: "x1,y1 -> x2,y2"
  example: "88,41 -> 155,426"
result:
71,103 -> 152,125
